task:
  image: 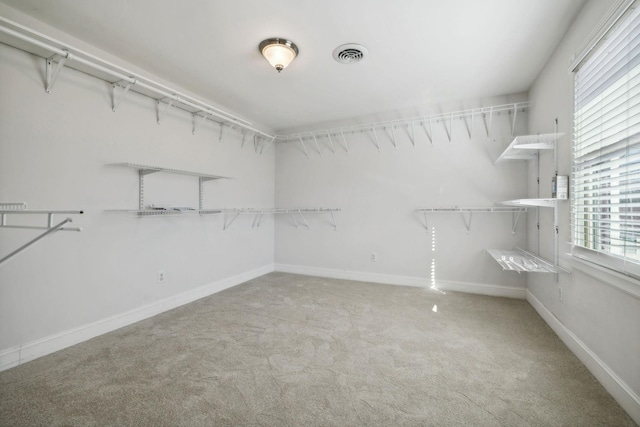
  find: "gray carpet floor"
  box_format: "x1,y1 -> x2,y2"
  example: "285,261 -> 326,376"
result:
0,272 -> 635,426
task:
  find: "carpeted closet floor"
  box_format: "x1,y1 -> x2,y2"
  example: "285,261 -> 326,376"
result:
0,272 -> 635,426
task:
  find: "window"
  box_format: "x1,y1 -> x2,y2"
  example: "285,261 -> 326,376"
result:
572,1 -> 640,276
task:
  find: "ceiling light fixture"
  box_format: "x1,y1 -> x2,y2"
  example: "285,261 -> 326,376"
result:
259,38 -> 299,73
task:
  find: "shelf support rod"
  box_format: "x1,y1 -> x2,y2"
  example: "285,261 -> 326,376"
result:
390,125 -> 398,149
297,136 -> 309,158
156,97 -> 176,124
512,210 -> 522,235
421,119 -> 433,144
340,130 -> 350,153
408,122 -> 416,147
191,112 -> 209,135
511,104 -> 518,136
0,218 -> 73,266
327,132 -> 336,154
219,123 -> 224,143
45,53 -> 68,93
330,210 -> 337,230
312,134 -> 323,155
461,211 -> 473,233
260,136 -> 276,154
297,209 -> 310,228
470,111 -> 475,138
223,211 -> 241,230
461,114 -> 471,139
372,128 -> 381,151
112,79 -> 135,112
290,212 -> 299,228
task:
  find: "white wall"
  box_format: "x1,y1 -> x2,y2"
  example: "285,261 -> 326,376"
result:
0,11 -> 275,369
527,0 -> 640,421
274,97 -> 530,296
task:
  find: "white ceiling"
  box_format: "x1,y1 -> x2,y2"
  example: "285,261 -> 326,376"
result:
0,0 -> 586,133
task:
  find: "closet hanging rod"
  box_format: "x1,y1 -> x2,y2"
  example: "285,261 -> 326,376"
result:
0,16 -> 275,140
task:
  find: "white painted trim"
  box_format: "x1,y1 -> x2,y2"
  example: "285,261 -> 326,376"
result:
568,255 -> 640,300
274,263 -> 525,298
0,264 -> 275,372
527,290 -> 640,424
275,263 -> 428,287
436,280 -> 526,299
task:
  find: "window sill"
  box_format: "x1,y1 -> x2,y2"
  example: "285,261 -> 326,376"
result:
567,254 -> 640,300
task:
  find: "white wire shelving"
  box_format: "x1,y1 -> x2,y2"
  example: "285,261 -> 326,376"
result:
222,208 -> 341,230
281,102 -> 530,157
105,163 -> 229,215
0,16 -> 276,152
491,128 -> 569,274
487,248 -> 570,274
417,206 -> 527,233
0,16 -> 531,155
495,133 -> 565,163
500,198 -> 561,208
0,202 -> 84,266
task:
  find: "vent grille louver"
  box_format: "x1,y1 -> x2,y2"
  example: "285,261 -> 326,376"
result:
333,43 -> 368,64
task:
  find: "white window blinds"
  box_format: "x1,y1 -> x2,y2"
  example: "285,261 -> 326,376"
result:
573,3 -> 640,274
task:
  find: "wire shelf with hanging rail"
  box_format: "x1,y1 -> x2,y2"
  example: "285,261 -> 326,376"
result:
417,206 -> 528,233
277,102 -> 531,156
0,16 -> 530,155
221,208 -> 341,230
0,202 -> 84,266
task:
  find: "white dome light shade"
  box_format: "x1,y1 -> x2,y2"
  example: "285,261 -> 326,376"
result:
259,38 -> 299,73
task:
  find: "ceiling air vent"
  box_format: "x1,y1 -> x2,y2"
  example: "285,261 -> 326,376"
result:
332,43 -> 368,64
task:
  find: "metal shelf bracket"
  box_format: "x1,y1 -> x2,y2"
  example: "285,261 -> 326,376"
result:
112,79 -> 136,112
45,52 -> 68,93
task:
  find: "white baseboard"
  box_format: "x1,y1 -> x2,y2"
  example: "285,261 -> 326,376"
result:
0,264 -> 275,372
436,280 -> 526,299
275,263 -> 428,287
274,264 -> 525,299
527,290 -> 640,424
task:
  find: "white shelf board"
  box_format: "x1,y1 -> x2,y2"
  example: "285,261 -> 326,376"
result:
495,133 -> 565,163
501,198 -> 563,208
487,248 -> 569,274
109,163 -> 229,180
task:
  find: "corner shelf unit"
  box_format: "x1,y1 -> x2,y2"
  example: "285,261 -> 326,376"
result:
0,202 -> 84,266
491,131 -> 568,274
222,208 -> 341,230
106,163 -> 229,216
417,206 -> 527,233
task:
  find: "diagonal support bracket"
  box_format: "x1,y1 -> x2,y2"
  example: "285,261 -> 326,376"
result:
340,130 -> 350,153
421,119 -> 433,144
45,53 -> 69,93
297,136 -> 310,158
156,97 -> 177,124
112,79 -> 136,112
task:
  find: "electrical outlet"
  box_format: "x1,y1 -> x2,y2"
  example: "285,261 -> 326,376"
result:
370,252 -> 377,262
158,270 -> 166,283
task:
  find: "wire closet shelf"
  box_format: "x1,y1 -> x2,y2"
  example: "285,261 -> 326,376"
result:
0,16 -> 530,154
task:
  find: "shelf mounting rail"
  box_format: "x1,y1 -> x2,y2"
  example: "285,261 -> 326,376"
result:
0,202 -> 84,266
